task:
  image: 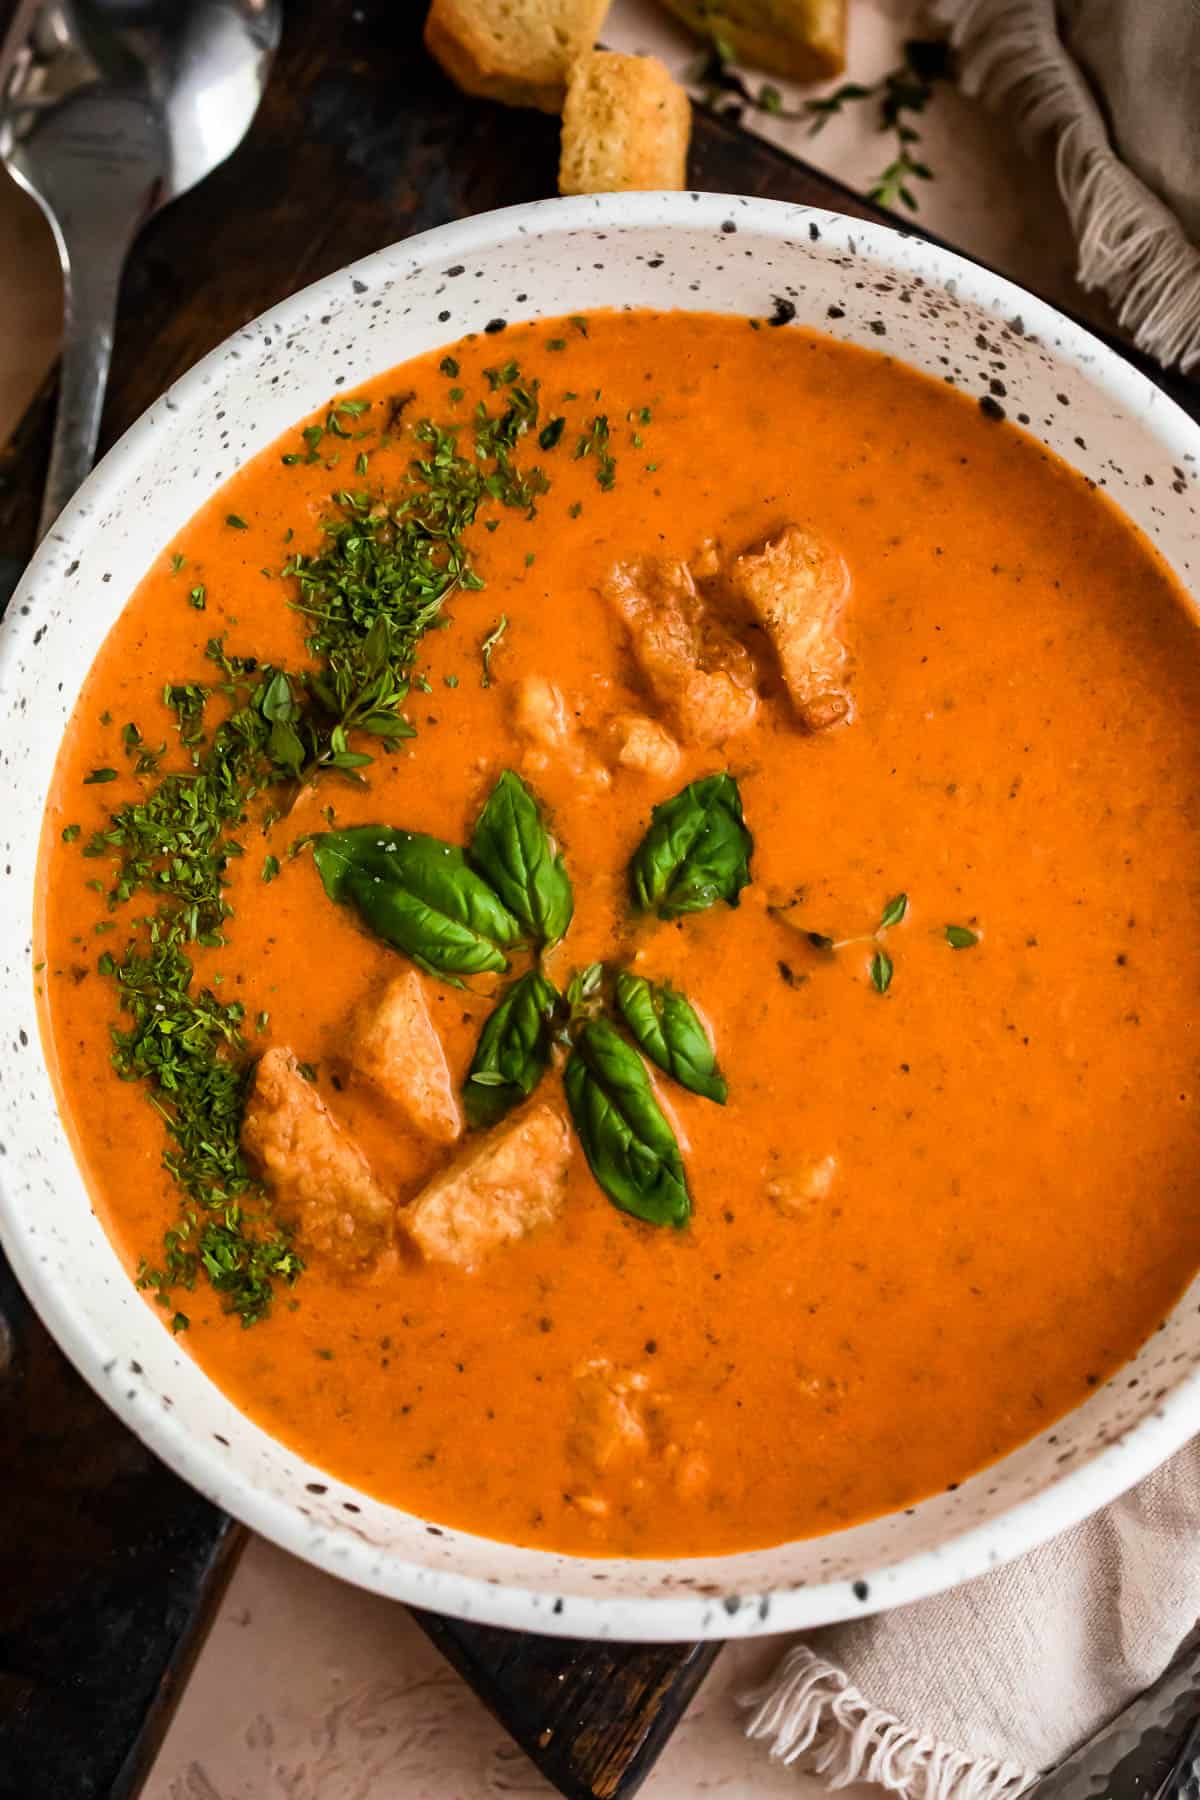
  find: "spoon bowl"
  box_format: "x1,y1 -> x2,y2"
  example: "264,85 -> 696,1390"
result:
0,0 -> 280,539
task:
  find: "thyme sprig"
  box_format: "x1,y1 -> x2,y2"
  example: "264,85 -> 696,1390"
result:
698,37 -> 951,214
772,892 -> 983,991
772,891 -> 908,994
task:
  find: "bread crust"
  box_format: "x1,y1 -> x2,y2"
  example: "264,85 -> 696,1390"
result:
559,51 -> 692,195
658,0 -> 846,81
424,0 -> 611,114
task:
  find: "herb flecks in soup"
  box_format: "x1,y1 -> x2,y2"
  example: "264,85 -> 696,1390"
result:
39,311 -> 1200,1558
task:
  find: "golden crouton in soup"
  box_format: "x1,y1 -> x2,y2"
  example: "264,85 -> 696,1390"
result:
402,1102 -> 572,1270
242,1048 -> 394,1272
604,556 -> 758,746
569,1360 -> 654,1473
728,524 -> 852,730
349,970 -> 461,1144
512,673 -> 609,789
610,712 -> 681,780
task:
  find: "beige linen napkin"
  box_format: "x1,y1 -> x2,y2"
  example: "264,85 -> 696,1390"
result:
743,1443 -> 1200,1795
938,0 -> 1200,371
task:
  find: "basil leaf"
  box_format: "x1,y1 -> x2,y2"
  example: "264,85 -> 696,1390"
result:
564,1017 -> 690,1228
566,962 -> 603,1009
312,827 -> 521,979
629,773 -> 752,918
465,970 -> 559,1128
870,948 -> 893,993
469,770 -> 574,946
614,972 -> 727,1104
945,924 -> 979,949
878,893 -> 908,931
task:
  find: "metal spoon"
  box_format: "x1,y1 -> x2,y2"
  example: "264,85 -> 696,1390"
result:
0,0 -> 281,542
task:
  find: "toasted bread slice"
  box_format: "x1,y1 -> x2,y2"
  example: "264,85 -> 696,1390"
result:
242,1048 -> 394,1274
659,0 -> 845,81
424,0 -> 611,113
604,555 -> 757,744
559,51 -> 691,195
403,1101 -> 572,1270
727,523 -> 852,730
348,970 -> 461,1145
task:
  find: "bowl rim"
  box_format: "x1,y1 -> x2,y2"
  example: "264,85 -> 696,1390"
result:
4,189 -> 1200,1641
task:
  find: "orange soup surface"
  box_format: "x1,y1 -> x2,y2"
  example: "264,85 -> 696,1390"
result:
38,311 -> 1200,1557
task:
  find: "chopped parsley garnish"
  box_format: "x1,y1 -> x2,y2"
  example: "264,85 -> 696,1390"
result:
484,359 -> 520,389
111,933 -> 303,1327
87,361 -> 591,1324
575,415 -> 616,489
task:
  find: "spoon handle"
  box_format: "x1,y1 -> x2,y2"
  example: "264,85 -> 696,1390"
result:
37,228 -> 124,543
26,90 -> 165,542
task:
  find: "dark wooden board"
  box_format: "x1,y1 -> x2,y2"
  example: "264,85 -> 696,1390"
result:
1,4 -> 1195,1799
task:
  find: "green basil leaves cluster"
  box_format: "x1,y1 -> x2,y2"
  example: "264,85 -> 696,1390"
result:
564,1017 -> 691,1228
464,968 -> 559,1129
312,768 -> 572,981
469,769 -> 573,945
629,773 -> 752,918
614,972 -> 728,1104
312,770 -> 748,1232
312,829 -> 522,977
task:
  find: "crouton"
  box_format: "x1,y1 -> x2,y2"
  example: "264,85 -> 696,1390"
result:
242,1048 -> 394,1272
610,712 -> 681,780
604,556 -> 758,746
568,1360 -> 711,1510
691,538 -> 722,580
569,1359 -> 653,1472
424,0 -> 610,114
403,1101 -> 572,1269
512,674 -> 610,790
657,0 -> 846,82
766,1152 -> 838,1217
559,51 -> 691,196
348,970 -> 461,1144
727,524 -> 852,730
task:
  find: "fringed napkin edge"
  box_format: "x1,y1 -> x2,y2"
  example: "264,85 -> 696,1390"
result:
741,1645 -> 1040,1800
934,0 -> 1200,373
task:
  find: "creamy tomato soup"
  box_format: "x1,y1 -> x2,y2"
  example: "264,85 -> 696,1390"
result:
37,311 -> 1200,1557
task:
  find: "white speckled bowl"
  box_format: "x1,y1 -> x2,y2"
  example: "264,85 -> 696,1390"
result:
2,194 -> 1199,1641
